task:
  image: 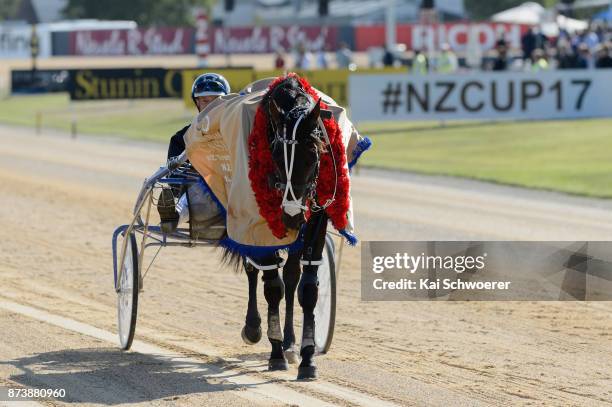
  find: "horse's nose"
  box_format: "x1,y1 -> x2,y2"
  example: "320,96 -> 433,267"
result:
282,212 -> 305,231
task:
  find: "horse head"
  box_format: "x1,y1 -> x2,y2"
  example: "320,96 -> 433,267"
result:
263,76 -> 326,231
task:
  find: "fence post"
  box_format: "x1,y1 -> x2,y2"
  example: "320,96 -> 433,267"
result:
70,101 -> 77,139
35,111 -> 42,135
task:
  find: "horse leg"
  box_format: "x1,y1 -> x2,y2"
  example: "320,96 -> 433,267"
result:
241,261 -> 262,345
282,252 -> 301,364
297,212 -> 328,380
255,255 -> 288,371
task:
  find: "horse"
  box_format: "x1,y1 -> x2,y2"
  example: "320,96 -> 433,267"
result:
232,75 -> 332,380
181,73 -> 362,380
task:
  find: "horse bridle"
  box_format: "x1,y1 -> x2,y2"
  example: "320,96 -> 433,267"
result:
266,90 -> 338,217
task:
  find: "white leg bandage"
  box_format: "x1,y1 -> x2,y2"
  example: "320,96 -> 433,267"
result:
176,193 -> 189,224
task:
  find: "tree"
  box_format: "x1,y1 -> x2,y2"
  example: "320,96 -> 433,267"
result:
62,0 -> 216,26
464,0 -> 558,21
0,0 -> 20,21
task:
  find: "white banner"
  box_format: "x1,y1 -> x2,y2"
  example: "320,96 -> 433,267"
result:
0,24 -> 51,59
349,71 -> 612,122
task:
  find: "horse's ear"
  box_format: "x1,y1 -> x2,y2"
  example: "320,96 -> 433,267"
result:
305,98 -> 321,127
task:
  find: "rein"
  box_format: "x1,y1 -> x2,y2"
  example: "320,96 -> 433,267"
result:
266,93 -> 338,216
280,111 -> 307,217
312,117 -> 337,212
248,73 -> 351,240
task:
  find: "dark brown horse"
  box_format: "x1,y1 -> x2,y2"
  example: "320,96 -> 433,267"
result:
235,75 -> 331,380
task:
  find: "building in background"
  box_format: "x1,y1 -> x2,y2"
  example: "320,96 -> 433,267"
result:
14,0 -> 68,24
213,0 -> 465,27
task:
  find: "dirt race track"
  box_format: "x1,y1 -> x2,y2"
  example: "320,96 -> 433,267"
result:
1,124 -> 611,407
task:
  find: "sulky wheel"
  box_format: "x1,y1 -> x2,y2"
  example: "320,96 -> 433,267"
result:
116,231 -> 139,350
313,233 -> 337,354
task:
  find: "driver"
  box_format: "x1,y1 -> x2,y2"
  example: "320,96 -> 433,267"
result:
158,73 -> 231,233
167,72 -> 231,161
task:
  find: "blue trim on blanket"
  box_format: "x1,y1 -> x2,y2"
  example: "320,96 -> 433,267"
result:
196,175 -> 358,254
197,178 -> 227,217
196,178 -> 304,258
219,235 -> 304,258
339,229 -> 358,246
348,136 -> 372,170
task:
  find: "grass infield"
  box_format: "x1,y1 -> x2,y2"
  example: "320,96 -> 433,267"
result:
359,119 -> 612,198
2,94 -> 612,198
0,93 -> 191,142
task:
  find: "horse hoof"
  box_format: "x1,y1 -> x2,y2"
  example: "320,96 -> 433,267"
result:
284,347 -> 299,364
241,325 -> 261,345
268,358 -> 289,371
297,365 -> 318,380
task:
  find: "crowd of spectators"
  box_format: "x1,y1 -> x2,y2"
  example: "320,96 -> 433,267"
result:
489,23 -> 612,71
272,22 -> 611,73
273,41 -> 356,71
400,22 -> 612,74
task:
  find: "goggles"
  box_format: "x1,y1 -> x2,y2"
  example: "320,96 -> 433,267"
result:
193,79 -> 227,97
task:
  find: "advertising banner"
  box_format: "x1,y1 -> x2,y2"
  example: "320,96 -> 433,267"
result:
354,23 -> 530,52
0,24 -> 52,59
182,68 -> 347,107
255,69 -> 350,106
182,68 -> 406,108
11,69 -> 69,94
66,28 -> 195,56
349,71 -> 612,122
67,68 -> 183,100
210,26 -> 338,54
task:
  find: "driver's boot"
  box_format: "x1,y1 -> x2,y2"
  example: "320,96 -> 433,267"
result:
157,188 -> 179,234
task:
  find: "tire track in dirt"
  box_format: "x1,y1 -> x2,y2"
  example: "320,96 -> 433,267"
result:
3,125 -> 612,406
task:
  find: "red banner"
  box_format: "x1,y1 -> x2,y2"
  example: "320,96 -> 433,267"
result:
62,23 -> 529,56
355,23 -> 531,52
211,26 -> 338,54
69,28 -> 195,56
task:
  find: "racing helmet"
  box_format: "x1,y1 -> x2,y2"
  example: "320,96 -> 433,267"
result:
191,73 -> 231,105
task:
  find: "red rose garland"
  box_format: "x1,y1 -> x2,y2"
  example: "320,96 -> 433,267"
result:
247,74 -> 350,239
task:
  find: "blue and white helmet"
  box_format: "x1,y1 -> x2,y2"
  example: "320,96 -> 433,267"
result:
191,73 -> 230,105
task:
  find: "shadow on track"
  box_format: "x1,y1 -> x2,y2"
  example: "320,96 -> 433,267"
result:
2,347 -> 276,404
